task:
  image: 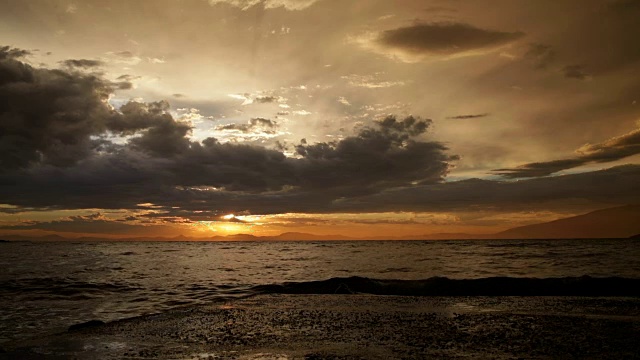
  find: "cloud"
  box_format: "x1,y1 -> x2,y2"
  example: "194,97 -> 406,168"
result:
341,74 -> 405,88
254,95 -> 280,103
292,110 -> 312,115
2,213 -> 177,235
337,97 -> 351,106
215,117 -> 278,133
446,113 -> 489,119
493,159 -> 585,179
0,46 -> 31,59
106,51 -> 142,65
114,51 -> 135,58
207,0 -> 320,11
147,57 -> 165,64
124,102 -> 193,157
60,59 -> 104,68
0,49 -> 127,168
373,22 -> 524,60
228,93 -> 285,105
3,164 -> 639,224
493,125 -> 640,178
228,93 -> 253,105
562,65 -> 590,80
329,165 -> 640,214
291,115 -> 455,193
116,74 -> 142,81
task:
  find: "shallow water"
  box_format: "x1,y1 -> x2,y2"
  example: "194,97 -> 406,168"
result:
1,239 -> 639,343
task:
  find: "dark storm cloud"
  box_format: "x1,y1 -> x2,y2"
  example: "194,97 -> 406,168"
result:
0,46 -> 31,59
215,117 -> 278,133
60,59 -> 104,68
493,159 -> 586,179
183,115 -> 452,194
446,113 -> 489,119
493,127 -> 640,178
120,101 -> 193,157
0,114 -> 454,211
375,115 -> 430,135
294,116 -> 456,192
3,164 -> 639,222
376,22 -> 524,55
562,65 -> 589,80
0,50 -> 115,168
329,165 -> 640,214
0,49 -> 155,169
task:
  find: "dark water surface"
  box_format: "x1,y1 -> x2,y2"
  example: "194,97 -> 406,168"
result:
1,239 -> 639,343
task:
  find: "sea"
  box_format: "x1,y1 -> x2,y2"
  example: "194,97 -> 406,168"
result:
1,239 -> 639,344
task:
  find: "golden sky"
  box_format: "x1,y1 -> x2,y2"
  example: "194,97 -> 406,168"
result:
1,0 -> 639,239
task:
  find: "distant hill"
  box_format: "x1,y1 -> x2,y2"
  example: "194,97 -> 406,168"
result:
411,233 -> 493,240
497,205 -> 640,239
270,232 -> 355,241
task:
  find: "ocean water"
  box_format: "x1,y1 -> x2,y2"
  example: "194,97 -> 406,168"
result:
1,239 -> 639,343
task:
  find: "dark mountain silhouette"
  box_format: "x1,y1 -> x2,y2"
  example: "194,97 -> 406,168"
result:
496,205 -> 640,239
270,232 -> 354,241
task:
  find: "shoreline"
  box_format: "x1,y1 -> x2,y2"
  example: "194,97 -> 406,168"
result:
2,294 -> 639,359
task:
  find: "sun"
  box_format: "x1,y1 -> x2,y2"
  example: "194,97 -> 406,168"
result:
222,214 -> 235,220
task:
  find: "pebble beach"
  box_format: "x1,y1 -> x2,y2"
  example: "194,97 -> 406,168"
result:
2,294 -> 639,359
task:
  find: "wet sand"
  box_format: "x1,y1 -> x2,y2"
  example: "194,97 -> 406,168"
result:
1,295 -> 639,359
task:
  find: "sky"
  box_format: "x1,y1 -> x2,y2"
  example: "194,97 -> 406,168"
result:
1,0 -> 640,239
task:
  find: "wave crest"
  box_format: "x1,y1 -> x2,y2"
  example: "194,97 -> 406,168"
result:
252,276 -> 640,296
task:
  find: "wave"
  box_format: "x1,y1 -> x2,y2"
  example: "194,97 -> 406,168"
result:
252,276 -> 640,296
0,277 -> 141,296
2,276 -> 639,301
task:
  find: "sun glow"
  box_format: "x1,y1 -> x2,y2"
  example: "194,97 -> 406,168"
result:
192,219 -> 252,235
218,223 -> 246,234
